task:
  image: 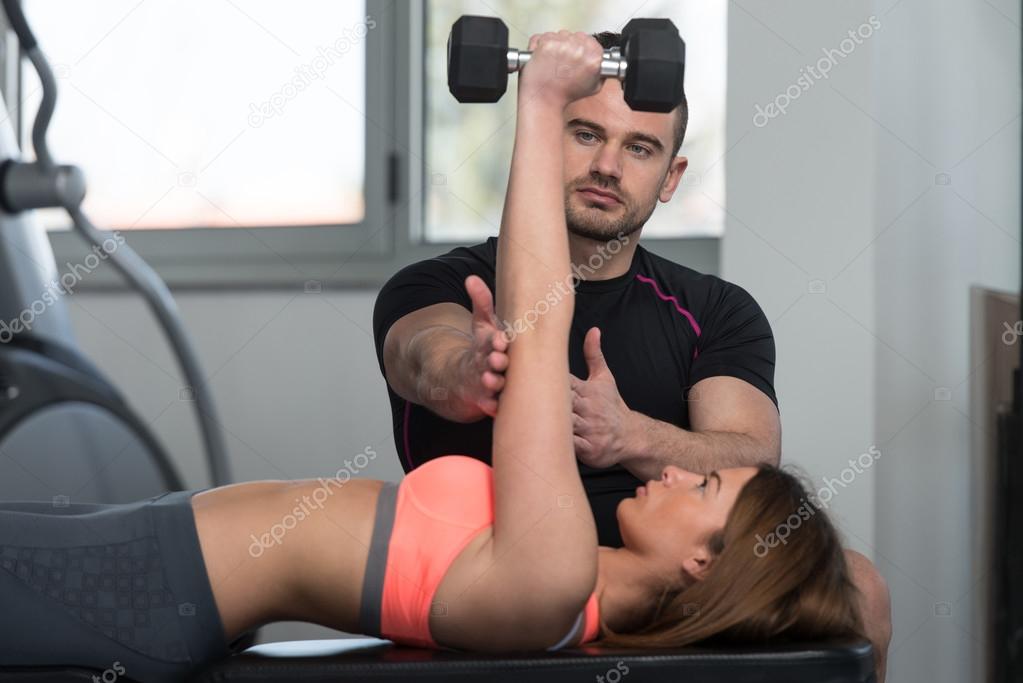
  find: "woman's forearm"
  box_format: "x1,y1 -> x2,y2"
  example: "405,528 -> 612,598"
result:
490,91 -> 596,594
494,103 -> 572,324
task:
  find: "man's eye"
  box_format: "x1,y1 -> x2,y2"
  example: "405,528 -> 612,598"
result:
628,144 -> 650,156
577,131 -> 597,142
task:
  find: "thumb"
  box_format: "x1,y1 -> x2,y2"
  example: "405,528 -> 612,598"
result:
583,327 -> 609,378
465,275 -> 496,326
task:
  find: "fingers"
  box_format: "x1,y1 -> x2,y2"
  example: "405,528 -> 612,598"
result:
465,277 -> 513,357
489,327 -> 509,353
481,369 -> 505,393
527,30 -> 599,65
459,276 -> 513,416
569,375 -> 587,411
478,396 -> 499,418
582,326 -> 608,377
465,275 -> 496,324
570,391 -> 591,417
487,349 -> 509,373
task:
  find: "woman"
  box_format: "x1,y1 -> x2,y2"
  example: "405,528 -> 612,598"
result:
0,31 -> 862,682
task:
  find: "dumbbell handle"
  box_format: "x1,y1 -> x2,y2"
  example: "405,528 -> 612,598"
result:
506,46 -> 628,80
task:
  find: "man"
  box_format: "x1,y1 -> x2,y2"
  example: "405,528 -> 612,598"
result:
373,29 -> 890,680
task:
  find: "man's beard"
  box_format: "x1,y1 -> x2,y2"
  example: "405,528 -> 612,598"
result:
565,184 -> 656,242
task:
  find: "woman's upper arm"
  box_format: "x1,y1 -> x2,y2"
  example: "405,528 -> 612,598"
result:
429,532 -> 592,652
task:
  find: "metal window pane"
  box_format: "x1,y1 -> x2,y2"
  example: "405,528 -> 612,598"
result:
1,1 -> 718,288
21,0 -> 368,232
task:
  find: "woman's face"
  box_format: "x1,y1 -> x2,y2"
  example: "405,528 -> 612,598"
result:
618,466 -> 759,582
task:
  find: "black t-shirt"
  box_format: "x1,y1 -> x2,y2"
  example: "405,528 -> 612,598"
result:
372,237 -> 778,547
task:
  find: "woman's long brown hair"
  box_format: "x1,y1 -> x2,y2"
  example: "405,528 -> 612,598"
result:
599,465 -> 864,647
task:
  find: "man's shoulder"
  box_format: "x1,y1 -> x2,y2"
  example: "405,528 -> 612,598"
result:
635,245 -> 737,296
447,236 -> 498,260
635,246 -> 765,320
383,237 -> 496,286
431,236 -> 498,270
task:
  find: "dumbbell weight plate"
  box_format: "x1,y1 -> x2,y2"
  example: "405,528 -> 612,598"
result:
447,15 -> 510,103
621,18 -> 685,113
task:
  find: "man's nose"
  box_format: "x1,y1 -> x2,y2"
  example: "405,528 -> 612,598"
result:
589,147 -> 622,181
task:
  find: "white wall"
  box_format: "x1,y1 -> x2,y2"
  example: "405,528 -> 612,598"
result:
725,1 -> 1020,682
61,0 -> 1021,676
724,0 -> 878,568
872,0 -> 1020,681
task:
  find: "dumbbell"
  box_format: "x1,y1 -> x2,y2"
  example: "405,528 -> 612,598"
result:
447,16 -> 685,113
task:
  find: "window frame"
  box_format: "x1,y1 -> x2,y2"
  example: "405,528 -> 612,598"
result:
6,0 -> 718,290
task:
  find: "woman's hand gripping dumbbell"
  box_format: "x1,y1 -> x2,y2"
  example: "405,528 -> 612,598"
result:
447,15 -> 685,113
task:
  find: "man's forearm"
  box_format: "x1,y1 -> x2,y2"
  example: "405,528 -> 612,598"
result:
403,324 -> 482,422
619,411 -> 779,481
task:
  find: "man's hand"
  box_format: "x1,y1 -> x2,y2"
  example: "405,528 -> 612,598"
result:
453,275 -> 509,418
570,327 -> 636,468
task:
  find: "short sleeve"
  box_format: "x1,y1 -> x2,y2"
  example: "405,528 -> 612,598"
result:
372,242 -> 494,376
687,282 -> 778,409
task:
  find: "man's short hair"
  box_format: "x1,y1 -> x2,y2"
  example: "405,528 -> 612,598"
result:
592,30 -> 688,158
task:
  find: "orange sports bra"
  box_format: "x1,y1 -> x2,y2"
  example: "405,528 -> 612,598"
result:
356,455 -> 600,649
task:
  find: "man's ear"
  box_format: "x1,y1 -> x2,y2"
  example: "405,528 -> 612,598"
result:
681,545 -> 712,582
659,156 -> 688,202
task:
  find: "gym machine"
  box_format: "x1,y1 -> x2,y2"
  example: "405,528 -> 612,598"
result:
0,0 -> 230,504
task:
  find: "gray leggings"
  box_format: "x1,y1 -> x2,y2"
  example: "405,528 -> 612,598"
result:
0,490 -> 231,682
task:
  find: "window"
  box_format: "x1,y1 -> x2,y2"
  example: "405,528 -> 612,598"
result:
22,0 -> 369,232
424,0 -> 727,241
3,1 -> 720,287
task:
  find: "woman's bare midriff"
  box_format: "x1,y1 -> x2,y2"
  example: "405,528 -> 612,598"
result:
191,477 -> 386,641
188,475 -> 565,650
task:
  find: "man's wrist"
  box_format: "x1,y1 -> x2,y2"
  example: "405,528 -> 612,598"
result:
618,409 -> 651,466
416,342 -> 476,423
446,347 -> 485,421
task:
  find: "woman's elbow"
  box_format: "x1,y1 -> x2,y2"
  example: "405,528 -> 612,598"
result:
528,555 -> 598,621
